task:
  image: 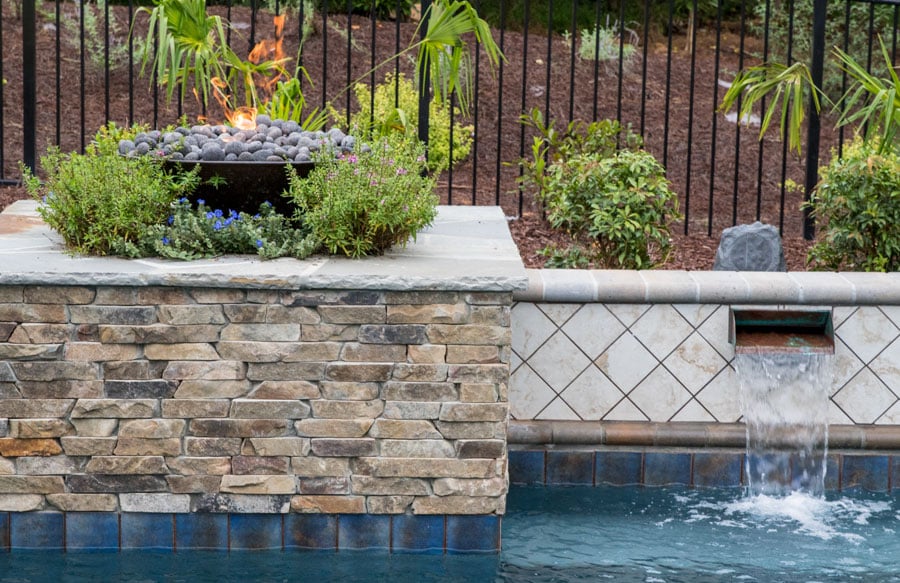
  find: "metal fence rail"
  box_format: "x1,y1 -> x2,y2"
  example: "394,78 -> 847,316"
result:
4,0 -> 898,238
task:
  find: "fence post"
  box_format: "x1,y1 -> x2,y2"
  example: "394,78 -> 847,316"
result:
417,0 -> 431,150
23,0 -> 37,174
803,0 -> 827,240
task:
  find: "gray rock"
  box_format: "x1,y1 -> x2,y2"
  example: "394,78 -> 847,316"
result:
713,221 -> 787,271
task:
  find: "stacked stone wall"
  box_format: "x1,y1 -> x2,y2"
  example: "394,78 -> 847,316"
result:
0,285 -> 511,516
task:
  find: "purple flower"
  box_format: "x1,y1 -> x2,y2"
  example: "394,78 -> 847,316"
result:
224,217 -> 234,227
206,212 -> 215,220
179,197 -> 189,204
256,239 -> 264,248
214,209 -> 224,218
396,167 -> 408,176
197,199 -> 205,206
161,236 -> 170,245
167,215 -> 175,225
214,220 -> 223,231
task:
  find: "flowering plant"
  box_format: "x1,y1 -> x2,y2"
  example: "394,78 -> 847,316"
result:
117,198 -> 317,260
286,138 -> 438,258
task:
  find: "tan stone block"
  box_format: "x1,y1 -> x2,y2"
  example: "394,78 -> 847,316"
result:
465,292 -> 511,306
8,324 -> 69,344
439,403 -> 508,422
290,495 -> 365,513
0,494 -> 44,511
190,289 -> 246,304
164,361 -> 245,381
426,324 -> 510,345
247,381 -> 320,400
65,343 -> 140,362
246,362 -> 325,381
16,380 -> 102,399
60,437 -> 117,456
366,495 -> 414,514
120,493 -> 191,513
297,476 -> 350,495
282,342 -> 342,362
220,324 -> 300,342
184,437 -> 242,456
354,457 -> 498,478
291,457 -> 350,477
319,382 -> 379,401
368,419 -> 441,439
71,418 -> 118,437
220,474 -> 296,494
144,343 -> 219,361
231,456 -> 289,475
380,439 -> 455,458
325,363 -> 393,382
448,364 -> 510,384
469,305 -> 510,326
0,399 -> 74,418
294,419 -> 373,438
68,305 -> 157,325
114,437 -> 182,456
0,438 -> 63,456
9,419 -> 74,438
166,456 -> 232,475
0,475 -> 65,493
446,346 -> 501,365
0,343 -> 63,360
339,343 -> 407,363
174,380 -> 251,399
435,421 -> 506,439
310,438 -> 377,457
188,419 -> 291,438
382,382 -> 457,402
310,400 -> 384,419
119,418 -> 186,438
0,457 -> 14,474
99,324 -> 221,344
300,324 -> 359,342
383,401 -> 441,419
386,304 -> 469,324
391,364 -> 448,382
459,383 -> 500,403
25,286 -> 95,304
215,341 -> 291,363
46,493 -> 118,511
15,455 -> 83,474
85,456 -> 169,474
407,344 -> 446,364
350,476 -> 431,496
0,303 -> 66,323
223,304 -> 267,323
242,437 -> 310,456
265,305 -> 320,324
412,495 -> 505,515
136,287 -> 193,305
161,399 -> 231,418
230,399 -> 311,419
166,475 -> 223,493
157,305 -> 226,325
71,399 -> 157,418
383,291 -> 459,305
456,439 -> 506,459
432,477 -> 507,497
318,306 -> 385,324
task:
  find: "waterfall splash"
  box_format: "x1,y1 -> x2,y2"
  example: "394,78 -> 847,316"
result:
734,351 -> 833,497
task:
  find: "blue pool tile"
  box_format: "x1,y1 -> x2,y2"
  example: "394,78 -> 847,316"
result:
546,451 -> 594,485
693,453 -> 742,487
229,514 -> 283,550
508,451 -> 545,485
66,512 -> 119,551
446,515 -> 500,554
825,454 -> 841,491
595,451 -> 643,485
337,515 -> 390,551
285,514 -> 337,550
121,513 -> 174,550
842,455 -> 889,492
175,514 -> 228,550
392,515 -> 444,554
0,513 -> 8,551
644,452 -> 692,486
10,512 -> 64,550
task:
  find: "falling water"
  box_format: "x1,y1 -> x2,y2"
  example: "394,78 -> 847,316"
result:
734,351 -> 833,497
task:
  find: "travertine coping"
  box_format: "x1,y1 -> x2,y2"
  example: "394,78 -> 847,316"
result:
509,420 -> 900,450
0,201 -> 528,292
515,268 -> 900,305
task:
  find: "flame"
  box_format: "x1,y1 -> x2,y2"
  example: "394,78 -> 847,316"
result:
207,14 -> 289,130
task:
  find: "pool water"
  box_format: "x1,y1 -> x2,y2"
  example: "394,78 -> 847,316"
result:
2,486 -> 899,582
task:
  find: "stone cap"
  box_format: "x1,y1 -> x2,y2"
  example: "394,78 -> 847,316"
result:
0,201 -> 527,292
516,268 -> 900,305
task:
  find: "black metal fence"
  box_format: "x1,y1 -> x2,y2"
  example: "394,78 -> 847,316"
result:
3,0 -> 898,238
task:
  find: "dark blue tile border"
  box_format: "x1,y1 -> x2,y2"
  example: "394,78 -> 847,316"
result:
337,515 -> 391,551
66,512 -> 119,551
692,453 -> 742,488
509,451 -> 545,485
392,515 -> 444,554
546,451 -> 594,485
10,512 -> 64,550
842,455 -> 890,492
176,513 -> 228,550
121,513 -> 173,550
446,515 -> 500,554
644,452 -> 692,486
0,512 -> 8,552
825,454 -> 841,491
285,514 -> 337,550
230,514 -> 283,550
595,451 -> 643,485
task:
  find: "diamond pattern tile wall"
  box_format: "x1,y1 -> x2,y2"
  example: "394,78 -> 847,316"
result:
510,301 -> 900,425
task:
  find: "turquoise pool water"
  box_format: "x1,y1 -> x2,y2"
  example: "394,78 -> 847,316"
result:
2,486 -> 899,582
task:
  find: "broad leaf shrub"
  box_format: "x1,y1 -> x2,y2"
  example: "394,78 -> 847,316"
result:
520,109 -> 680,269
22,124 -> 199,256
287,137 -> 438,258
346,73 -> 473,173
806,138 -> 900,272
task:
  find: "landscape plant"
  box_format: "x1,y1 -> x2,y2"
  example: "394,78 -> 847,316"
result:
520,109 -> 680,269
286,137 -> 438,257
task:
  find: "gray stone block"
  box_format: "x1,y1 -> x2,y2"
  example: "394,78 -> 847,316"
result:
713,221 -> 787,271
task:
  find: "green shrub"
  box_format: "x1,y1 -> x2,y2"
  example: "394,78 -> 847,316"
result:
520,109 -> 680,269
286,137 -> 438,257
21,124 -> 199,256
346,73 -> 473,172
807,138 -> 900,272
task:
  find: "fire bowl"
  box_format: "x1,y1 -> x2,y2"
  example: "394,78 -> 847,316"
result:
165,159 -> 315,216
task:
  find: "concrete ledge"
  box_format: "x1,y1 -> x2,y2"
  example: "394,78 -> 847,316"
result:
514,270 -> 900,305
509,421 -> 900,449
